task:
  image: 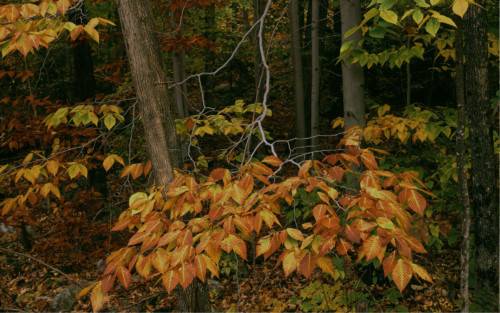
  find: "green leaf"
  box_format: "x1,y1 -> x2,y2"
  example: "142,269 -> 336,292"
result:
363,7 -> 380,22
400,9 -> 415,21
343,26 -> 361,40
412,9 -> 424,24
376,217 -> 395,230
430,0 -> 441,5
415,0 -> 430,8
425,18 -> 440,37
379,0 -> 397,10
369,26 -> 386,39
379,10 -> 399,25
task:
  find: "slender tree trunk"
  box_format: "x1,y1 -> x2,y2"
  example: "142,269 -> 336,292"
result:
172,50 -> 188,117
118,2 -> 208,311
455,27 -> 470,313
340,0 -> 365,127
117,0 -> 180,187
69,6 -> 107,198
462,0 -> 499,306
310,0 -> 320,150
289,0 -> 306,141
405,38 -> 412,106
69,8 -> 96,102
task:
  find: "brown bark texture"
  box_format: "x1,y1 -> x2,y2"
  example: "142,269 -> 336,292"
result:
462,0 -> 499,306
117,0 -> 180,186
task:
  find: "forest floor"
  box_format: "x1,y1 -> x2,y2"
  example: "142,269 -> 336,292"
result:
0,226 -> 460,312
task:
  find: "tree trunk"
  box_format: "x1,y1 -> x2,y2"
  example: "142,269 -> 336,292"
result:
69,6 -> 108,198
69,7 -> 96,102
170,12 -> 188,118
310,0 -> 320,150
117,0 -> 180,187
463,0 -> 499,307
118,2 -> 208,311
172,50 -> 188,117
340,0 -> 365,128
289,0 -> 306,141
454,26 -> 470,313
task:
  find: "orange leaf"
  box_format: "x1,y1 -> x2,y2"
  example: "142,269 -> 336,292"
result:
360,235 -> 383,262
361,149 -> 378,170
162,270 -> 179,293
392,258 -> 413,292
336,239 -> 352,255
399,188 -> 427,215
201,254 -> 219,277
262,155 -> 283,167
179,262 -> 195,289
116,266 -> 131,289
298,160 -> 312,178
298,253 -> 316,278
317,256 -> 336,277
194,255 -> 207,282
383,251 -> 397,277
136,254 -> 152,279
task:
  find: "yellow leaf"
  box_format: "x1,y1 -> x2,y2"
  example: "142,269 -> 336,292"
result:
256,236 -> 272,257
377,104 -> 390,117
452,0 -> 469,17
431,12 -> 457,27
317,256 -> 337,278
282,251 -> 297,277
67,163 -> 87,179
103,154 -> 124,172
380,10 -> 399,25
46,160 -> 59,176
22,153 -> 33,165
103,114 -> 116,130
411,262 -> 433,283
77,282 -> 97,299
129,192 -> 148,207
90,282 -> 105,312
286,228 -> 305,241
331,117 -> 344,129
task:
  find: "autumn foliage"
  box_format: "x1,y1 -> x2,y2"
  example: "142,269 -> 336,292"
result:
85,129 -> 433,311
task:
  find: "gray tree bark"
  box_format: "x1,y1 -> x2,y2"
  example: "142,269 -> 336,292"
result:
118,2 -> 209,311
340,0 -> 365,128
289,0 -> 306,141
117,0 -> 180,186
462,0 -> 499,308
